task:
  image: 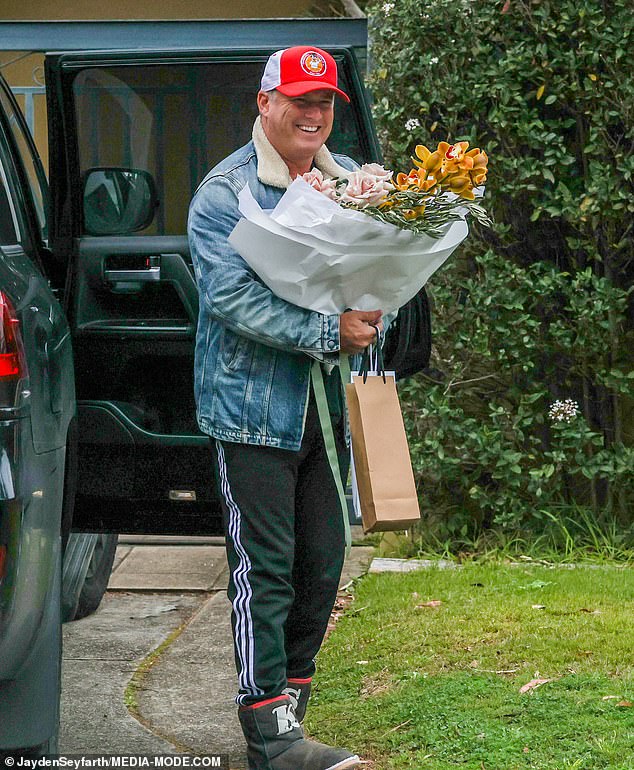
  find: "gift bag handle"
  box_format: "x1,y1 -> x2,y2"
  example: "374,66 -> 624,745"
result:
359,324 -> 386,384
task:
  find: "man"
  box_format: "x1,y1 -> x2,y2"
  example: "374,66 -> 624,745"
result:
188,46 -> 382,770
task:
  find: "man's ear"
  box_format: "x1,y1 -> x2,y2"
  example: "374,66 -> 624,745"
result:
257,90 -> 271,117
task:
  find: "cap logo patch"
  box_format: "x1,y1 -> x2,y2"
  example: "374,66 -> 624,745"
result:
300,51 -> 327,77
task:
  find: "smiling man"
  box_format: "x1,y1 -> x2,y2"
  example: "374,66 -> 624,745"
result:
257,89 -> 335,177
188,46 -> 381,770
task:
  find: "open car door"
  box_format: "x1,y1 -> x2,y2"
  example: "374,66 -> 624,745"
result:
44,48 -> 380,534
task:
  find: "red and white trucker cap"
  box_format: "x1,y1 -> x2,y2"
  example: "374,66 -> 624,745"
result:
260,46 -> 350,103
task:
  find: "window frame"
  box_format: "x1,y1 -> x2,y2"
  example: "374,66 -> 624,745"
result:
0,140 -> 22,247
0,77 -> 50,264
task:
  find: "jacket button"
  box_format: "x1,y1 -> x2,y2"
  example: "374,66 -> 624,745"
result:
327,340 -> 336,350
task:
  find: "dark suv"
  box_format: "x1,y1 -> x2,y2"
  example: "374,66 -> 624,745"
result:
0,37 -> 430,754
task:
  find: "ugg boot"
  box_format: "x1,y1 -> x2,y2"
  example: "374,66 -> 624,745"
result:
238,694 -> 360,770
283,677 -> 312,723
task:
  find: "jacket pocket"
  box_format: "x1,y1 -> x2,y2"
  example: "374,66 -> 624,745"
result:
221,329 -> 251,372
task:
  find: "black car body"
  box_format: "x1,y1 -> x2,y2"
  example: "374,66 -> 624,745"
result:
0,76 -> 74,751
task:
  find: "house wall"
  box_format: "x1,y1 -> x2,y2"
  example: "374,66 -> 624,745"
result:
0,0 -> 310,20
0,0 -> 313,168
0,53 -> 48,168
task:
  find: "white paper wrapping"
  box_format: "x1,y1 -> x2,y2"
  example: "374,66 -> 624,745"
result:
228,177 -> 469,315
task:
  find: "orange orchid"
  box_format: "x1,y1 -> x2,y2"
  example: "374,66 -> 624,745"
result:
403,205 -> 427,220
442,141 -> 475,174
470,169 -> 487,187
418,177 -> 438,193
413,144 -> 444,174
395,167 -> 439,194
410,168 -> 439,192
444,141 -> 468,160
466,149 -> 488,187
408,140 -> 489,199
394,170 -> 420,190
448,176 -> 476,199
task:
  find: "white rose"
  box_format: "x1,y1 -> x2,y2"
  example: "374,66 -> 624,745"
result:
338,170 -> 392,208
359,163 -> 394,183
301,168 -> 338,200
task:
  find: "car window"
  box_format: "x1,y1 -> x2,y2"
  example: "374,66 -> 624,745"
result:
0,154 -> 20,245
0,83 -> 49,241
71,59 -> 365,236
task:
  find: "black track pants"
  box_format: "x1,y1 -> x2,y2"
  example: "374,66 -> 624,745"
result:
213,388 -> 349,706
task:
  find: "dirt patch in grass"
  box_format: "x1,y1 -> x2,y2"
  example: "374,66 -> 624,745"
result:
359,669 -> 393,699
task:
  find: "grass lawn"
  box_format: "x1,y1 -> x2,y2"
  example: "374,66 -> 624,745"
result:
309,564 -> 634,770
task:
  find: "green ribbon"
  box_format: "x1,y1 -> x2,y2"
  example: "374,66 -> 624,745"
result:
311,355 -> 352,556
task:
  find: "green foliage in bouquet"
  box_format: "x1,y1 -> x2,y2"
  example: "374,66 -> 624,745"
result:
367,0 -> 634,539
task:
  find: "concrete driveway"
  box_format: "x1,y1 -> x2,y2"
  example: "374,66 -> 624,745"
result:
60,532 -> 374,768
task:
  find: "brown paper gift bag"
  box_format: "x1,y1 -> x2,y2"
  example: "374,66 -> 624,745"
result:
346,373 -> 421,533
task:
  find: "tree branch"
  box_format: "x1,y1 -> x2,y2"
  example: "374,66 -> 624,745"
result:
341,0 -> 366,17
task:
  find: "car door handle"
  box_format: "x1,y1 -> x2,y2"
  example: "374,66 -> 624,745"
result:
104,266 -> 161,283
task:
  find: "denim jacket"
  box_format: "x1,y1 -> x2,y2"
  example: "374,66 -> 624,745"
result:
188,118 -> 360,450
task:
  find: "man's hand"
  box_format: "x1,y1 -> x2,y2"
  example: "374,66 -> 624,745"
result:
339,309 -> 383,355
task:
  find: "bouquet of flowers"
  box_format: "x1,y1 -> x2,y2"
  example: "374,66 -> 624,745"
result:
301,141 -> 490,237
228,141 -> 490,315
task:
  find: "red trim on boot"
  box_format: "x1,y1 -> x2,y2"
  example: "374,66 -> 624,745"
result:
287,677 -> 313,684
240,694 -> 290,711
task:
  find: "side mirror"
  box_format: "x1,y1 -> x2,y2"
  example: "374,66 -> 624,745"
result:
83,168 -> 158,235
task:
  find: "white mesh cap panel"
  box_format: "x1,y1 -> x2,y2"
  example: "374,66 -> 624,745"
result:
260,50 -> 284,91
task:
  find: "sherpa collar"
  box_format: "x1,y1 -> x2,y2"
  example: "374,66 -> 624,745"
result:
252,116 -> 351,189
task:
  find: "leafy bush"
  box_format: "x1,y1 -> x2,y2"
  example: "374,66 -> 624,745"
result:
399,252 -> 634,534
366,0 -> 634,537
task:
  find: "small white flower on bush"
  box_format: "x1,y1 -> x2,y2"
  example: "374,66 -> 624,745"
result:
548,399 -> 580,423
338,169 -> 393,208
405,117 -> 421,132
382,2 -> 394,14
429,56 -> 439,65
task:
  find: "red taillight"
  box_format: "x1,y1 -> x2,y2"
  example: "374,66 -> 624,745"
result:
0,293 -> 27,407
0,352 -> 19,378
0,292 -> 24,379
0,544 -> 6,581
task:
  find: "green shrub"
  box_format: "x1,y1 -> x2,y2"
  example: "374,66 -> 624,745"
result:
366,0 -> 634,538
400,251 -> 634,534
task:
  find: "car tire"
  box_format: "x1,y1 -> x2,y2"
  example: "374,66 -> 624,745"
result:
0,722 -> 59,759
1,731 -> 60,758
0,549 -> 62,756
71,533 -> 119,621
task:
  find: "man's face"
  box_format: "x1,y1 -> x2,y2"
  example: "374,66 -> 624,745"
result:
258,89 -> 335,168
